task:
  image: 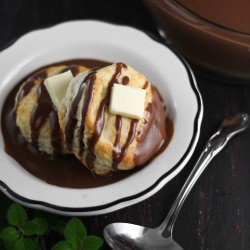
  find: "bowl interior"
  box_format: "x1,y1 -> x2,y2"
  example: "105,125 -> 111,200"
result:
0,21 -> 202,215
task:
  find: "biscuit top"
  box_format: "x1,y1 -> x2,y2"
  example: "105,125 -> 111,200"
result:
60,63 -> 168,171
15,64 -> 89,155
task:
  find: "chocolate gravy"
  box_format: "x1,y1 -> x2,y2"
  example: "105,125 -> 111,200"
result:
145,0 -> 250,83
177,0 -> 250,34
65,68 -> 98,152
85,63 -> 129,169
1,59 -> 173,188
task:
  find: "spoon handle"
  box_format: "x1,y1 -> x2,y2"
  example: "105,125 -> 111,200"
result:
159,113 -> 249,237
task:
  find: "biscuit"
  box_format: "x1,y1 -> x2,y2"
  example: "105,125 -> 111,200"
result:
59,63 -> 167,175
15,64 -> 89,155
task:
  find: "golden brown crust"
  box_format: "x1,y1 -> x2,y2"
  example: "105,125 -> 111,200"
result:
15,62 -> 167,177
59,63 -> 154,175
15,65 -> 89,155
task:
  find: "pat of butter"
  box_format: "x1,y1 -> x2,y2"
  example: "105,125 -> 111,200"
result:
109,83 -> 146,120
44,70 -> 73,109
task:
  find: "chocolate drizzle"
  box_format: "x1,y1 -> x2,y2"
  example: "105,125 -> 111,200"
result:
49,110 -> 62,155
66,62 -> 141,170
17,65 -> 80,155
106,63 -> 127,105
122,76 -> 129,85
71,62 -> 167,170
85,63 -> 131,169
112,115 -> 122,168
68,63 -> 131,170
78,71 -> 97,157
1,59 -> 174,188
113,119 -> 138,169
143,81 -> 149,89
30,82 -> 52,146
134,86 -> 169,165
16,70 -> 47,104
65,68 -> 98,152
63,65 -> 81,75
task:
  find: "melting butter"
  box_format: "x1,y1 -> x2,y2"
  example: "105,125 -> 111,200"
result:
44,70 -> 73,109
109,83 -> 146,120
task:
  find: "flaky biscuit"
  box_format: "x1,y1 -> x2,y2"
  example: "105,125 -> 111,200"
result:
15,65 -> 89,155
59,63 -> 165,175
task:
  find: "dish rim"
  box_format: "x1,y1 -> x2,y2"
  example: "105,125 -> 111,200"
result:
0,20 -> 203,215
152,0 -> 250,36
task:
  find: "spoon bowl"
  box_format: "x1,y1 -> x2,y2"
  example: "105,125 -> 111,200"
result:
104,222 -> 183,250
104,113 -> 249,250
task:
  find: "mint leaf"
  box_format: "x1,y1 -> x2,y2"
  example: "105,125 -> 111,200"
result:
3,240 -> 17,250
7,204 -> 27,227
0,226 -> 20,250
22,218 -> 48,236
14,238 -> 39,250
64,218 -> 87,242
32,218 -> 48,235
52,240 -> 72,250
22,221 -> 38,236
82,236 -> 103,250
70,236 -> 83,249
0,226 -> 19,242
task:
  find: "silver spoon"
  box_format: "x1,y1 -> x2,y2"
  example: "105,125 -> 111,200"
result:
104,113 -> 249,250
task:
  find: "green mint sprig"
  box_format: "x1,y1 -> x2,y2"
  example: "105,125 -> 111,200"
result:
52,218 -> 103,250
0,203 -> 103,250
0,203 -> 46,250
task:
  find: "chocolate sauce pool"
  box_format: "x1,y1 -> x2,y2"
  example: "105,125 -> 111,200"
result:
1,59 -> 173,188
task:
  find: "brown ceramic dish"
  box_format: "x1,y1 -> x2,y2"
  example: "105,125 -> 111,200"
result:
144,0 -> 250,84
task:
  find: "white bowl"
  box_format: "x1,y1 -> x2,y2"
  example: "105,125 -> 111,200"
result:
0,20 -> 203,216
